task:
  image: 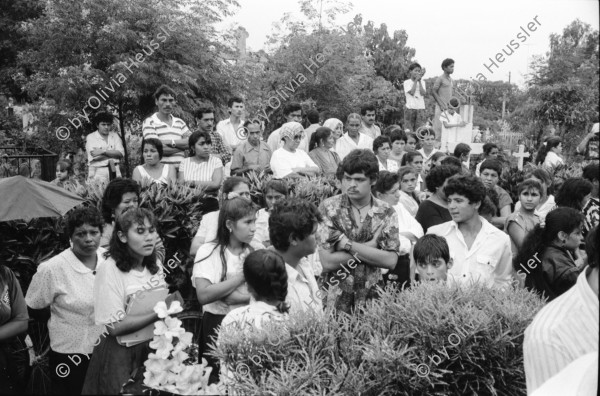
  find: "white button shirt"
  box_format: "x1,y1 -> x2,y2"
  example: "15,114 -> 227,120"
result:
335,132 -> 374,160
524,269 -> 599,394
427,217 -> 513,289
216,118 -> 245,150
285,259 -> 323,315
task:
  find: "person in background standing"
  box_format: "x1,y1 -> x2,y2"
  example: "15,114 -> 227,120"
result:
195,107 -> 232,168
303,109 -> 321,146
178,131 -> 224,193
267,103 -> 306,152
336,114 -> 374,161
505,179 -> 542,257
535,137 -> 564,171
475,143 -> 499,177
308,127 -> 341,178
358,104 -> 381,140
373,136 -> 399,172
431,58 -> 455,142
403,62 -> 427,133
581,164 -> 599,237
142,85 -> 191,171
86,111 -> 124,181
323,118 -> 344,147
216,97 -> 246,153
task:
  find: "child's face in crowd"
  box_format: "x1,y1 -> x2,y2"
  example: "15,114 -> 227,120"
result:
400,173 -> 417,193
391,139 -> 405,154
409,156 -> 423,173
342,172 -> 374,201
520,189 -> 541,211
447,193 -> 480,223
416,258 -> 452,282
229,213 -> 257,244
444,63 -> 455,75
487,148 -> 499,158
529,176 -> 548,197
410,67 -> 422,80
406,137 -> 417,151
265,188 -> 286,211
56,166 -> 69,181
480,169 -> 499,189
194,137 -> 212,158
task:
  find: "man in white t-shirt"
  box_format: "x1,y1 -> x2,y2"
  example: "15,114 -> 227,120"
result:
267,103 -> 308,152
85,111 -> 124,181
358,104 -> 381,139
335,115 -> 374,160
215,96 -> 245,152
403,62 -> 427,133
142,85 -> 191,169
269,198 -> 324,315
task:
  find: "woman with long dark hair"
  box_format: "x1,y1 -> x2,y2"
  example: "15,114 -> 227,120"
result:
514,207 -> 586,301
82,208 -> 175,394
535,136 -> 564,171
192,197 -> 258,383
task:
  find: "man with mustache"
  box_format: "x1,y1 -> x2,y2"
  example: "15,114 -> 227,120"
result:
142,85 -> 191,171
317,149 -> 400,314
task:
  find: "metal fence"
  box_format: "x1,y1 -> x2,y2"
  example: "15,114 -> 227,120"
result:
0,146 -> 58,182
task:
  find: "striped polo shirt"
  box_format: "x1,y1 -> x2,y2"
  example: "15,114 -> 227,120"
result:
142,113 -> 190,166
179,155 -> 223,184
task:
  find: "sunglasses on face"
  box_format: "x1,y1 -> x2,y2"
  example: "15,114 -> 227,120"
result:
293,134 -> 304,141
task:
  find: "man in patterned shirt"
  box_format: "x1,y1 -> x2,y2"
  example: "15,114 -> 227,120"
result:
194,107 -> 232,166
317,149 -> 400,313
142,85 -> 191,170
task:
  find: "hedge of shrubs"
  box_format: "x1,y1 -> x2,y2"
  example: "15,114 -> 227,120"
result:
216,282 -> 545,396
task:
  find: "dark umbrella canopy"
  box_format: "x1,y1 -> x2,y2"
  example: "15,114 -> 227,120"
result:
0,176 -> 85,222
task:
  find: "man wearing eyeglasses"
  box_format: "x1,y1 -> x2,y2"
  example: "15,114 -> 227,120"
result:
231,120 -> 272,175
267,103 -> 309,152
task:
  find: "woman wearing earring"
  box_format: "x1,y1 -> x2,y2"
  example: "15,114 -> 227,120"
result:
270,122 -> 320,179
308,127 -> 341,177
192,197 -> 258,383
99,178 -> 165,264
515,207 -> 586,301
26,207 -> 106,395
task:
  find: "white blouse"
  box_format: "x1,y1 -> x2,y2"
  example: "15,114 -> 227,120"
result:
25,248 -> 107,354
543,151 -> 564,169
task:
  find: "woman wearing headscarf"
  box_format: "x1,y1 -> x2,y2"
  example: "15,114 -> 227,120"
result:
269,122 -> 320,178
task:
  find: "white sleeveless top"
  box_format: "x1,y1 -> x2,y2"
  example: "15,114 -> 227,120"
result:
135,164 -> 170,185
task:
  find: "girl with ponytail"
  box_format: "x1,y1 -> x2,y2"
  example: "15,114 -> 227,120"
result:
535,136 -> 564,170
514,207 -> 585,301
192,197 -> 258,383
220,250 -> 289,334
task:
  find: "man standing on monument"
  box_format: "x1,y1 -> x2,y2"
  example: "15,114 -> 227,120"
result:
142,85 -> 191,171
432,59 -> 455,143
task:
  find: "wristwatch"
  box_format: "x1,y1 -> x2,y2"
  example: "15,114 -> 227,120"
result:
343,239 -> 353,252
170,139 -> 176,148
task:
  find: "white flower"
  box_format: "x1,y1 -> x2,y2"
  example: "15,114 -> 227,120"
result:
154,300 -> 184,318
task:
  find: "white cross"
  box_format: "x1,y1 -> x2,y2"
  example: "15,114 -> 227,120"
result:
514,144 -> 530,170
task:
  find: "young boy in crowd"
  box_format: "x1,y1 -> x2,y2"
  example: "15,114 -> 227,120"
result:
388,131 -> 407,165
413,234 -> 453,283
417,128 -> 439,172
440,98 -> 467,152
479,159 -> 512,229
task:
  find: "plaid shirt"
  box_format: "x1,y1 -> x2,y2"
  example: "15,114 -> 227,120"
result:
209,130 -> 232,165
583,197 -> 599,237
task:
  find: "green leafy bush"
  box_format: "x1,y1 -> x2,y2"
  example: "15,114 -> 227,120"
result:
215,282 -> 545,396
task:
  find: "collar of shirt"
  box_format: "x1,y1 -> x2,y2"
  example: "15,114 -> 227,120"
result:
340,193 -> 388,217
342,132 -> 366,145
286,259 -> 309,283
64,247 -> 106,274
151,112 -> 178,127
440,217 -> 498,251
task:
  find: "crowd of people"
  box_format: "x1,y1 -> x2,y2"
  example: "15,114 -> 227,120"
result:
1,59 -> 599,395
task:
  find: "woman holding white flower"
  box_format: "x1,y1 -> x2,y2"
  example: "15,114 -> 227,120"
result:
192,197 -> 258,384
82,208 -> 178,395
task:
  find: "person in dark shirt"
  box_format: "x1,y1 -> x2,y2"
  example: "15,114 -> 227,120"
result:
514,207 -> 586,301
415,165 -> 461,233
